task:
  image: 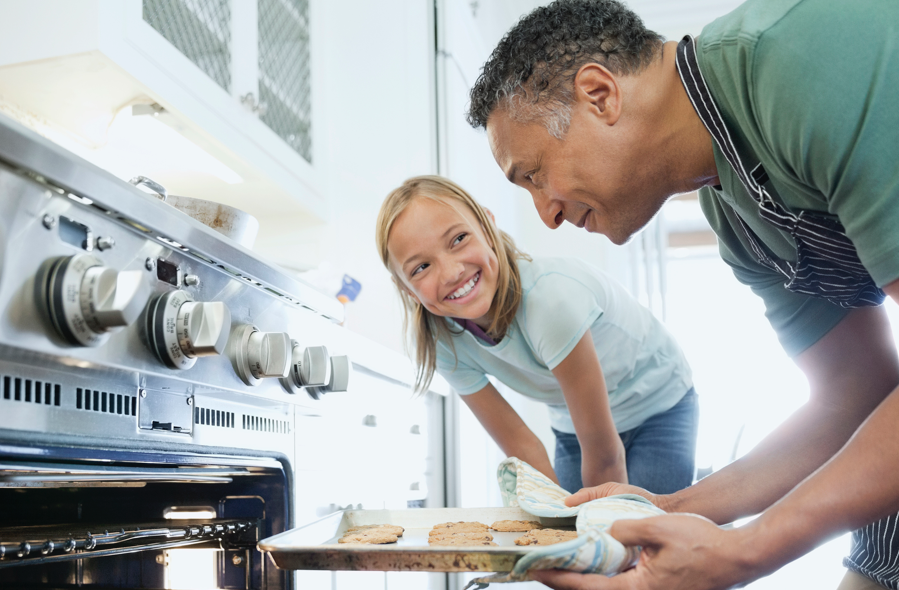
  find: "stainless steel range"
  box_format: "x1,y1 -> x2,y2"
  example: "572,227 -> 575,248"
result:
0,113 -> 443,589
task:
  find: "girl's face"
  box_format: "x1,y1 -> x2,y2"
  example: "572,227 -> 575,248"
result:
388,197 -> 499,328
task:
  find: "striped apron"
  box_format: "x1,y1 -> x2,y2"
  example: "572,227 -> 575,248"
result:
676,35 -> 895,588
676,35 -> 885,309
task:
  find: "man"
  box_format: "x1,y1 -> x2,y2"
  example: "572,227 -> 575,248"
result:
466,0 -> 899,588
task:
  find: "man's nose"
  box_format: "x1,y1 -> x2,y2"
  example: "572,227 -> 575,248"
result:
532,190 -> 564,230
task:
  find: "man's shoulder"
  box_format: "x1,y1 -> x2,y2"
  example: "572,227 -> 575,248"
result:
699,0 -> 805,49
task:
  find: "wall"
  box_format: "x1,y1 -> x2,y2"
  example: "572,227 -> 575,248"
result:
253,0 -> 439,358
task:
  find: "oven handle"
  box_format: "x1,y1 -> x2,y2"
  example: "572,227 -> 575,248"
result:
0,462 -> 252,486
0,473 -> 233,485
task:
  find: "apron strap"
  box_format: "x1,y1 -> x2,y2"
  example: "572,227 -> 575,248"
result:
675,36 -> 794,278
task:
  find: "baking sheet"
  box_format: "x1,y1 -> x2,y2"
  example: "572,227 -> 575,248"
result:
258,506 -> 576,573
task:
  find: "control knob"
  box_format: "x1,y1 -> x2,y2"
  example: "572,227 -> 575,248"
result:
229,324 -> 291,386
147,290 -> 232,370
280,342 -> 330,394
38,254 -> 149,347
279,341 -> 350,399
307,355 -> 351,400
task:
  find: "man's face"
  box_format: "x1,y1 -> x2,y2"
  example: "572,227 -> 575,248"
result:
486,104 -> 668,245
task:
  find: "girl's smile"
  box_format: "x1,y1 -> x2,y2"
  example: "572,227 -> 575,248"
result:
387,197 -> 499,329
446,271 -> 480,301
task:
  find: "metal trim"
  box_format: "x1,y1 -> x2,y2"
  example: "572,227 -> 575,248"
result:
0,113 -> 343,323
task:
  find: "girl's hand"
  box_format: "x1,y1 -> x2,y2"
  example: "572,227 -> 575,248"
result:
565,482 -> 672,512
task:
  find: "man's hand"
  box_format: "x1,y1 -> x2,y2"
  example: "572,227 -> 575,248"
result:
565,482 -> 671,512
531,514 -> 757,590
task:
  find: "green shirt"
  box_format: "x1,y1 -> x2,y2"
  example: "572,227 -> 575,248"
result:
694,0 -> 899,356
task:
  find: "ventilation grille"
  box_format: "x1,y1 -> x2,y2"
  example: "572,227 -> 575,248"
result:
2,376 -> 61,406
242,414 -> 290,434
258,0 -> 312,162
143,0 -> 232,91
76,388 -> 137,417
195,406 -> 235,428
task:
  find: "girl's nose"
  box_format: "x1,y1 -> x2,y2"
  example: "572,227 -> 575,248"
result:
441,260 -> 465,284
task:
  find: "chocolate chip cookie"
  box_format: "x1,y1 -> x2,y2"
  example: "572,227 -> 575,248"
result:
513,529 -> 578,546
490,520 -> 544,532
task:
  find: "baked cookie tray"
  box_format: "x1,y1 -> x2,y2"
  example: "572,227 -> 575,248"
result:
258,506 -> 576,573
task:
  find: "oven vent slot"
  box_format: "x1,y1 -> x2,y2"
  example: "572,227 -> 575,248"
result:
1,376 -> 61,406
242,414 -> 290,434
76,388 -> 137,416
195,406 -> 235,428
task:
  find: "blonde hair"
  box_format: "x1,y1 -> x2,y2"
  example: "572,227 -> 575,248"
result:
376,175 -> 530,394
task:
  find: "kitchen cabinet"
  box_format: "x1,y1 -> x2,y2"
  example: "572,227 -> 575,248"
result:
0,0 -> 328,222
291,374 -> 447,590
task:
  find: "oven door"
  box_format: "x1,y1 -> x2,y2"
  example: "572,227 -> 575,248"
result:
0,443 -> 291,590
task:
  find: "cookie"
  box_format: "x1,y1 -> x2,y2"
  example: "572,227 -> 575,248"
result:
513,529 -> 578,546
428,521 -> 489,535
490,520 -> 544,532
337,528 -> 397,545
346,524 -> 405,537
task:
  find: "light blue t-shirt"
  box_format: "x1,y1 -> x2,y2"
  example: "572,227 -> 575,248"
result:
435,258 -> 693,434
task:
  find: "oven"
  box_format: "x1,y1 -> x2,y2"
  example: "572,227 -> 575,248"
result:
0,445 -> 290,588
0,112 -> 425,589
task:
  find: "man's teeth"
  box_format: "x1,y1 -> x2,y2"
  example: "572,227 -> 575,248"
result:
448,273 -> 479,300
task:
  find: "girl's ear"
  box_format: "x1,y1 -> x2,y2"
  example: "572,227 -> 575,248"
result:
480,208 -> 497,250
392,275 -> 421,303
483,207 -> 497,225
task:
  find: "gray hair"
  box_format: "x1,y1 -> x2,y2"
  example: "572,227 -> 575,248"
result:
467,0 -> 663,138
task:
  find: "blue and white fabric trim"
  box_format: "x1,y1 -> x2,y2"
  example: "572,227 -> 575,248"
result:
466,458 -> 665,587
498,456 -> 580,517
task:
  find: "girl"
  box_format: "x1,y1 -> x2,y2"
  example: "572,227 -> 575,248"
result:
376,175 -> 697,494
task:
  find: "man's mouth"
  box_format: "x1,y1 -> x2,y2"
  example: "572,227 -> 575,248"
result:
446,272 -> 480,300
575,210 -> 590,229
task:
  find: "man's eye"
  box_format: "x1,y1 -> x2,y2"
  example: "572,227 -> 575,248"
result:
453,233 -> 467,245
411,263 -> 428,277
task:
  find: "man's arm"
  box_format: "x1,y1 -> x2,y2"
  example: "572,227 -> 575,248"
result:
535,281 -> 899,590
460,382 -> 559,484
567,304 -> 899,524
552,331 -> 627,488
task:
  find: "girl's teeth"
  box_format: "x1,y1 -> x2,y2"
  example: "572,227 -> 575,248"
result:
448,273 -> 479,300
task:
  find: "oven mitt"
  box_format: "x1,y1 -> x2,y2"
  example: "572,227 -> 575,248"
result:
497,456 -> 579,517
462,524 -> 639,589
465,458 -> 665,588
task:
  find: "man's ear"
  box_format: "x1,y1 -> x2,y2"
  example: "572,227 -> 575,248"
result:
573,63 -> 622,125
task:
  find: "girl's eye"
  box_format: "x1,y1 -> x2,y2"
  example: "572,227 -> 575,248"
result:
411,263 -> 428,277
453,233 -> 467,246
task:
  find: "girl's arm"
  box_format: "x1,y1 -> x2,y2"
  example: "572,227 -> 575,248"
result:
552,331 -> 627,488
460,383 -> 559,484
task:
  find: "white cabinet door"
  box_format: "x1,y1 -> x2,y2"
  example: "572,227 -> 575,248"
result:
0,0 -> 328,222
256,0 -> 313,162
128,0 -> 326,214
